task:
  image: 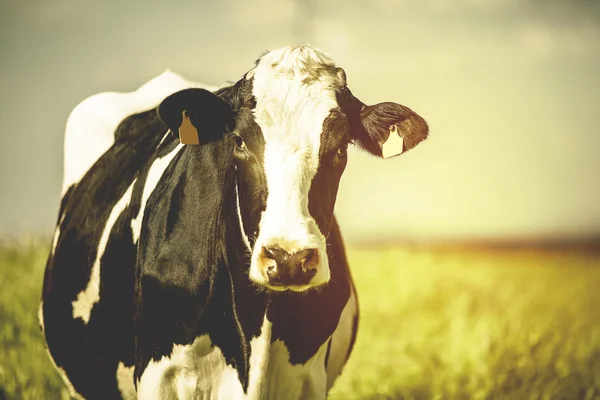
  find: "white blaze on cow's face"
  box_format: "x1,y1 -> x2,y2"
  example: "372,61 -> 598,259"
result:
248,47 -> 345,292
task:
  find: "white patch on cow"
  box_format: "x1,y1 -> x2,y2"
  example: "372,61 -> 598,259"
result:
235,170 -> 252,253
130,143 -> 184,244
248,312 -> 330,400
135,315 -> 330,399
262,338 -> 329,399
136,335 -> 244,400
249,46 -> 345,290
62,70 -> 218,196
246,313 -> 272,399
72,180 -> 135,323
116,362 -> 136,400
50,213 -> 66,257
38,302 -> 44,332
50,225 -> 60,256
157,129 -> 171,147
326,281 -> 358,389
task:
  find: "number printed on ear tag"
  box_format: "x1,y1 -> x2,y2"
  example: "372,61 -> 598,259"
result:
179,110 -> 200,145
382,124 -> 404,158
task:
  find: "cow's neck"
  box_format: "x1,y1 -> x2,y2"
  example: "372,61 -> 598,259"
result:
224,200 -> 351,369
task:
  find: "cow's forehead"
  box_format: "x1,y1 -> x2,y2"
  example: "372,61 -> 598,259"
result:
250,46 -> 345,147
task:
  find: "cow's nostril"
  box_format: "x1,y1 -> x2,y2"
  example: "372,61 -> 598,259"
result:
300,248 -> 319,272
260,246 -> 320,287
266,264 -> 278,281
261,246 -> 278,261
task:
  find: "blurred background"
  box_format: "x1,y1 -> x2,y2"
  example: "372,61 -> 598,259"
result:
1,0 -> 600,399
1,0 -> 599,244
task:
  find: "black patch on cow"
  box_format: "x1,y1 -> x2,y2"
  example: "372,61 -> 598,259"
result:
89,205 -> 138,368
41,109 -> 171,399
336,86 -> 382,156
217,77 -> 266,245
308,109 -> 350,238
231,109 -> 267,243
267,217 -> 351,365
158,88 -> 235,143
215,74 -> 256,112
318,109 -> 351,159
329,217 -> 359,366
132,135 -> 268,389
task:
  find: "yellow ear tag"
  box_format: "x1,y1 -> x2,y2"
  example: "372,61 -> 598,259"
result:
179,110 -> 200,145
382,124 -> 404,158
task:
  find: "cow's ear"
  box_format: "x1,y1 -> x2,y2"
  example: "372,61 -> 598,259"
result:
351,101 -> 429,158
157,88 -> 234,145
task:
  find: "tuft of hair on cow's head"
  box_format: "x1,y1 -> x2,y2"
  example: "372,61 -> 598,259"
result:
157,88 -> 235,145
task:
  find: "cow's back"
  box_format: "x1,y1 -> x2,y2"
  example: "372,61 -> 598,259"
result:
61,70 -> 216,195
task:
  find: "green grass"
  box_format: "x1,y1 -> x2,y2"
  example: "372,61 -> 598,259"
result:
329,247 -> 600,400
0,241 -> 69,400
1,241 -> 599,399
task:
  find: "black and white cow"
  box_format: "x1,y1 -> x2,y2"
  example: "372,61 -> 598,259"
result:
40,46 -> 428,399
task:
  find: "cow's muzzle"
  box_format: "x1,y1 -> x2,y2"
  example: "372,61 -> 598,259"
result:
249,241 -> 330,291
261,246 -> 318,287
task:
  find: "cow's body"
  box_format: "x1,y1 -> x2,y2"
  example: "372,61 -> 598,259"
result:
41,46 -> 427,399
42,70 -> 358,399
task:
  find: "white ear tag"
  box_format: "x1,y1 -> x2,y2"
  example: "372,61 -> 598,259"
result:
179,110 -> 200,145
382,124 -> 404,158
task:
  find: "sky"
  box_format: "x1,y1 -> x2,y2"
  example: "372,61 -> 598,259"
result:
0,0 -> 599,243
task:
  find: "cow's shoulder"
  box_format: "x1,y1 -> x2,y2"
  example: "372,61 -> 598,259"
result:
46,95 -> 187,306
62,70 -> 217,195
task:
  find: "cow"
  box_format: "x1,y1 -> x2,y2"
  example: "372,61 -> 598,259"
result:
40,45 -> 428,400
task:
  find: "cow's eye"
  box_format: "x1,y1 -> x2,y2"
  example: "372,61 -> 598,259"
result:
336,146 -> 347,157
234,134 -> 246,150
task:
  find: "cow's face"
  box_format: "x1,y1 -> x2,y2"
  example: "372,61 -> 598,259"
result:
158,46 -> 428,292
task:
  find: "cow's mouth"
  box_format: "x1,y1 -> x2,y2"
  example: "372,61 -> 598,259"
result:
248,243 -> 330,292
255,281 -> 328,293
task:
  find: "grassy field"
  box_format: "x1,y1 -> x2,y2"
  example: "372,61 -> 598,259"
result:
1,240 -> 599,399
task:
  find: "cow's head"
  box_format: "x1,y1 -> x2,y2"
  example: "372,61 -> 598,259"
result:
158,46 -> 428,292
